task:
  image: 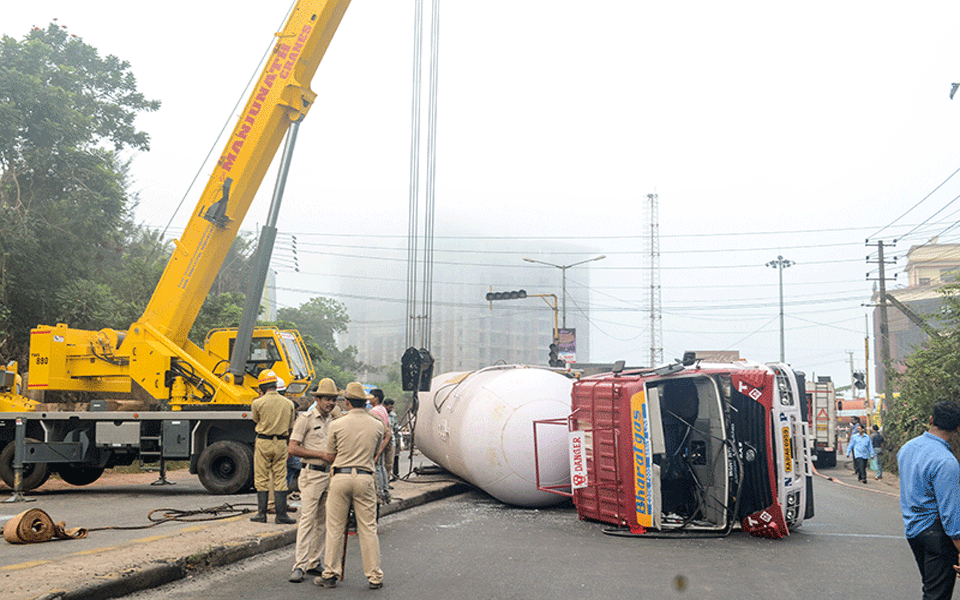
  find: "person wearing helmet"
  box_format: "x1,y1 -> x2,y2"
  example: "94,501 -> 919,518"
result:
286,377 -> 341,583
250,369 -> 297,524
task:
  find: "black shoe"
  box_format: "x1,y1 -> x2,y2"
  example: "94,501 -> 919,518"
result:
305,567 -> 324,577
369,582 -> 383,590
289,568 -> 304,583
314,576 -> 337,588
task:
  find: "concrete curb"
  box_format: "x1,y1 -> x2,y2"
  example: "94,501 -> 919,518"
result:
44,482 -> 469,600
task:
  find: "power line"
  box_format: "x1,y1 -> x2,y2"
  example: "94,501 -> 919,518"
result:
142,222 -> 923,242
869,164 -> 960,240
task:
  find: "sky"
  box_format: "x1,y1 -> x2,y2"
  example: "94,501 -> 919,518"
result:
6,1 -> 960,397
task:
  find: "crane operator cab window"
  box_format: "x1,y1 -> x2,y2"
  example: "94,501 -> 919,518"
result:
228,337 -> 283,378
647,375 -> 730,531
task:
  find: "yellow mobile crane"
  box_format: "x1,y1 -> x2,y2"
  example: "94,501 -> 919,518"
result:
0,0 -> 353,494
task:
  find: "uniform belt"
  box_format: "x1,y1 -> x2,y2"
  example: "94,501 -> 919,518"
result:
333,467 -> 372,475
256,433 -> 289,440
306,463 -> 329,472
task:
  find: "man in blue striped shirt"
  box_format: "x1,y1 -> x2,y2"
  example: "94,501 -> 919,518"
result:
898,401 -> 960,600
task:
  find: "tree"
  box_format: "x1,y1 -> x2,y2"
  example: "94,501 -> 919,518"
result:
0,23 -> 160,360
190,292 -> 246,344
276,297 -> 365,384
186,235 -> 256,345
884,283 -> 960,461
378,362 -> 414,417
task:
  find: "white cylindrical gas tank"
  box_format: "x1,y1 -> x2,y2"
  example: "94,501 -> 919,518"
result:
416,365 -> 572,507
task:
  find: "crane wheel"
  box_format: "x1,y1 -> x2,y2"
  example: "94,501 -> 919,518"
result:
0,439 -> 51,491
239,442 -> 255,492
197,440 -> 253,495
56,463 -> 105,486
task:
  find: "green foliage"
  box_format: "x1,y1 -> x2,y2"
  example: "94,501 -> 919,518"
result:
378,362 -> 414,417
187,235 -> 256,344
275,297 -> 365,384
884,283 -> 960,456
210,236 -> 256,296
0,23 -> 159,359
190,292 -> 246,343
278,297 -> 349,354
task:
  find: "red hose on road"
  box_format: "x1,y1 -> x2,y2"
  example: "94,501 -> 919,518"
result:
811,463 -> 898,498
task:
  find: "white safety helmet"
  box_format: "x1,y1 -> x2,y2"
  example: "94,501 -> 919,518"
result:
276,377 -> 287,394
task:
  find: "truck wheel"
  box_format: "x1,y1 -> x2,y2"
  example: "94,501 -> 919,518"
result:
239,443 -> 255,492
197,441 -> 252,495
0,439 -> 51,491
56,463 -> 105,486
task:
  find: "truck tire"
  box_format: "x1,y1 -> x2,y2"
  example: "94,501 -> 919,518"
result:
197,440 -> 252,495
56,463 -> 105,486
239,443 -> 255,492
0,439 -> 51,491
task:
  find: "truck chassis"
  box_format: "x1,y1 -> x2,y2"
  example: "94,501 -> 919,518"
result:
1,409 -> 260,494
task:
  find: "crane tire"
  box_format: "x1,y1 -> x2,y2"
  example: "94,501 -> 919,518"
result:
56,463 -> 105,486
0,439 -> 51,491
239,443 -> 255,492
197,440 -> 252,495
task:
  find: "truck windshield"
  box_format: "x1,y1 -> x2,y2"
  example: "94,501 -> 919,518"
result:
279,333 -> 311,379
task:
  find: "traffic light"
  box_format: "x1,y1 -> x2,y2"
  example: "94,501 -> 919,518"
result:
548,343 -> 563,368
853,371 -> 866,389
485,290 -> 527,301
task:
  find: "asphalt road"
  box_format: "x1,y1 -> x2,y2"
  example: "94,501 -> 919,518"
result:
0,469 -> 258,568
117,468 -> 920,600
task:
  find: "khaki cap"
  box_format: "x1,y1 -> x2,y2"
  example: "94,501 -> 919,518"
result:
344,381 -> 373,402
310,378 -> 340,397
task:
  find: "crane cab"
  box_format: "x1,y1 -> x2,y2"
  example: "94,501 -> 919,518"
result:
204,327 -> 315,400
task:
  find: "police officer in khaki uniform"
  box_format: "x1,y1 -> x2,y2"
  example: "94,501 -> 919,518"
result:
250,369 -> 297,524
314,382 -> 387,590
286,378 -> 341,583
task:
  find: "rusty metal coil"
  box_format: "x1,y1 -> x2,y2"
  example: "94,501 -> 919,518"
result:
3,508 -> 87,544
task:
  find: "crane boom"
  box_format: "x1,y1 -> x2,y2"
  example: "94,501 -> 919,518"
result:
139,0 -> 352,345
23,1 -> 351,406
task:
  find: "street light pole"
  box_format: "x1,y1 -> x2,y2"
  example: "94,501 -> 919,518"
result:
765,255 -> 794,362
522,255 -> 606,328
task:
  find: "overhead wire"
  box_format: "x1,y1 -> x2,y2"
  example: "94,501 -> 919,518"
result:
894,192 -> 960,243
869,164 -> 960,240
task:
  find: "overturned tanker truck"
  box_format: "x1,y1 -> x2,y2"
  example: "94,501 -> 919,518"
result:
416,365 -> 573,508
537,356 -> 814,538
